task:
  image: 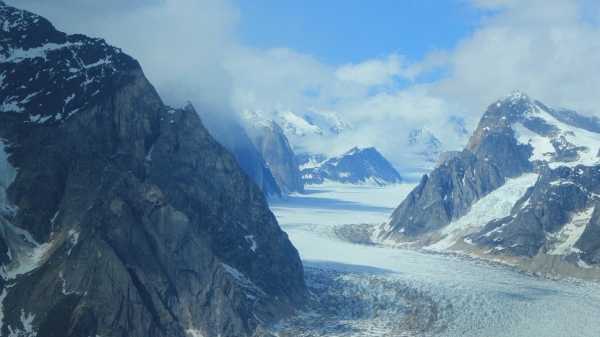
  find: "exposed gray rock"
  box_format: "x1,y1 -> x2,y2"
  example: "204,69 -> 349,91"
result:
384,93 -> 534,238
301,147 -> 402,186
470,165 -> 600,258
244,119 -> 304,194
547,108 -> 600,134
576,203 -> 600,264
383,91 -> 600,272
386,150 -> 508,237
0,4 -> 306,337
198,112 -> 282,198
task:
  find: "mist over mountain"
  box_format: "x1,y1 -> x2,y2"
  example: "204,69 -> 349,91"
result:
242,111 -> 304,194
197,110 -> 282,197
5,1 -> 600,336
378,91 -> 600,276
0,4 -> 305,337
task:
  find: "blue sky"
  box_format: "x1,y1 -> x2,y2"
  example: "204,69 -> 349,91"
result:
16,0 -> 600,166
236,0 -> 486,65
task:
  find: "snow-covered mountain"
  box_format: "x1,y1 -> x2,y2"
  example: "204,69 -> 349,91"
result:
296,153 -> 328,171
245,108 -> 352,153
302,108 -> 353,135
378,91 -> 600,277
276,109 -> 324,137
301,147 -> 402,186
0,3 -> 306,337
242,110 -> 304,194
407,128 -> 443,165
394,117 -> 470,179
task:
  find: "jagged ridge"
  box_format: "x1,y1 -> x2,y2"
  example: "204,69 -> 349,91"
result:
0,3 -> 306,337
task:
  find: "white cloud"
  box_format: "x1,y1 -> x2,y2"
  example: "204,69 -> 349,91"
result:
9,0 -> 600,173
434,0 -> 600,117
335,54 -> 409,86
13,0 -> 240,112
225,47 -> 364,113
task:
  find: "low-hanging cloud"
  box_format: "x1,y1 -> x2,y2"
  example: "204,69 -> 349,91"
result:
13,0 -> 240,113
9,0 -> 600,171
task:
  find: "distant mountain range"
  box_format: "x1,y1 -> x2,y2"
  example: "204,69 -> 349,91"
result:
242,111 -> 304,194
407,128 -> 443,165
377,91 -> 600,277
245,108 -> 353,157
301,147 -> 402,186
199,111 -> 283,197
240,109 -> 403,190
240,108 -> 470,190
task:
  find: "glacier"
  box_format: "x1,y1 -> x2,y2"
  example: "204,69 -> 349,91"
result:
271,183 -> 600,337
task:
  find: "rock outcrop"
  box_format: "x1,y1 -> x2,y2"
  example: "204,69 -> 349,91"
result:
302,147 -> 402,186
199,112 -> 282,198
380,91 -> 600,275
243,112 -> 304,194
0,3 -> 306,337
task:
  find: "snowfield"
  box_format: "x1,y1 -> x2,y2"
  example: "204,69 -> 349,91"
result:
426,173 -> 539,251
271,183 -> 600,337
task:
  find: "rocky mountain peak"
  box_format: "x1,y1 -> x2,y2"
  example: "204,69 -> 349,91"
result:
0,4 -> 306,336
381,92 -> 600,277
1,3 -> 138,125
301,146 -> 402,186
241,112 -> 304,194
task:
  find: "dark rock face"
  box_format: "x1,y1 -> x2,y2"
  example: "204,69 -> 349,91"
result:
470,165 -> 600,258
547,108 -> 600,134
384,91 -> 600,270
576,204 -> 600,264
244,120 -> 304,194
465,94 -> 534,177
296,153 -> 327,169
198,112 -> 282,198
301,147 -> 402,186
0,4 -> 305,337
387,150 -> 507,237
385,94 -> 533,238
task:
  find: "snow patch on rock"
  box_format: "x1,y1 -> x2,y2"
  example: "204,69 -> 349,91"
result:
185,328 -> 205,337
6,309 -> 36,337
245,235 -> 258,252
66,229 -> 79,256
0,141 -> 16,214
221,263 -> 265,296
512,103 -> 600,168
426,173 -> 539,251
547,207 -> 595,256
0,42 -> 83,63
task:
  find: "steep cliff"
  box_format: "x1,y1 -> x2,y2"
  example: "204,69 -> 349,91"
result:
0,3 -> 305,337
242,112 -> 304,194
381,91 -> 600,275
301,147 -> 402,186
